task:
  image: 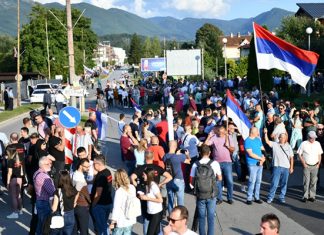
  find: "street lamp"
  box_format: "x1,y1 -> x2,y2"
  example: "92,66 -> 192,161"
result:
222,37 -> 228,78
306,27 -> 313,96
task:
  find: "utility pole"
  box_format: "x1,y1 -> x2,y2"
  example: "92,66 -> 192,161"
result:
17,0 -> 21,107
66,0 -> 76,106
82,28 -> 85,64
46,18 -> 50,82
201,48 -> 204,80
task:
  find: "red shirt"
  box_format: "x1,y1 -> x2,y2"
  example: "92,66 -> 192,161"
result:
120,135 -> 135,161
155,120 -> 168,143
148,145 -> 165,169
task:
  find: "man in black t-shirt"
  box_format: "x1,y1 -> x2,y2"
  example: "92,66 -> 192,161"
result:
84,112 -> 98,142
91,155 -> 113,235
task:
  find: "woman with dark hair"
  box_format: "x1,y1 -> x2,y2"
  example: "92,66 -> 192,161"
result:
139,168 -> 163,235
51,170 -> 77,235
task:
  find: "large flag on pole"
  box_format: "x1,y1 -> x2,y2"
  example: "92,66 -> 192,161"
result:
96,111 -> 109,141
253,22 -> 319,88
226,90 -> 252,139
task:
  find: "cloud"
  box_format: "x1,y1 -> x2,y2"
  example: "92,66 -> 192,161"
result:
133,0 -> 155,17
168,0 -> 230,18
33,0 -> 128,10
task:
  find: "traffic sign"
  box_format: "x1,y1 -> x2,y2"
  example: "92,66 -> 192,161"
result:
59,106 -> 81,128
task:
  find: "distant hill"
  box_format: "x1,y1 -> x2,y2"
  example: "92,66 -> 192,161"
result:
0,1 -> 293,40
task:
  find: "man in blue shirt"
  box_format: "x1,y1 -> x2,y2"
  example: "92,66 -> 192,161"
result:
244,127 -> 266,205
164,140 -> 190,214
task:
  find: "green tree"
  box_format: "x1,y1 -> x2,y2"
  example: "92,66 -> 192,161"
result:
128,33 -> 142,65
20,5 -> 97,80
195,23 -> 223,70
142,37 -> 151,58
228,57 -> 248,78
0,35 -> 17,72
151,37 -> 162,57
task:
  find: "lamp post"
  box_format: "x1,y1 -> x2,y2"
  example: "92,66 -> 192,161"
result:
306,27 -> 313,96
17,0 -> 21,107
222,37 -> 228,78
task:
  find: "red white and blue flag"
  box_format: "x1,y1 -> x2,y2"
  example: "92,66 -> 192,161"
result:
130,98 -> 142,113
253,22 -> 319,88
226,90 -> 252,139
96,111 -> 109,141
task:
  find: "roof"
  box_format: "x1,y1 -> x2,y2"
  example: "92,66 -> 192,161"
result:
296,3 -> 324,19
0,72 -> 45,82
220,35 -> 252,48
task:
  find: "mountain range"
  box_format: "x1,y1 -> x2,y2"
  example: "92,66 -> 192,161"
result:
0,0 -> 294,40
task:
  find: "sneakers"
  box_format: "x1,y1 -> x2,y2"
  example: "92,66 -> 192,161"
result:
266,199 -> 272,204
7,212 -> 18,219
241,185 -> 247,193
279,199 -> 286,204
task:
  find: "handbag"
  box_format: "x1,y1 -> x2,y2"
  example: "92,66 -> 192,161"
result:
50,188 -> 65,229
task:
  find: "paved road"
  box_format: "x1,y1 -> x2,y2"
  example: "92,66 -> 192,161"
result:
0,70 -> 322,234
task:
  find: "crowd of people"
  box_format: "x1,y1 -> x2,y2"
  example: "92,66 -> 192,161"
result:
0,74 -> 323,235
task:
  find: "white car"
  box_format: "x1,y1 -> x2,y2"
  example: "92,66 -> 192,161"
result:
30,90 -> 55,104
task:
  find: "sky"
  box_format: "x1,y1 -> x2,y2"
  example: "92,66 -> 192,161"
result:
33,0 -> 321,20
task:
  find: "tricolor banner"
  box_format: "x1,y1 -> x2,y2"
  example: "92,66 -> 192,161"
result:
253,22 -> 319,88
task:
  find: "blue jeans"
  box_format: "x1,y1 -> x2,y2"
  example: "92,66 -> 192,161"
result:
247,165 -> 263,201
232,153 -> 242,180
166,179 -> 185,214
91,204 -> 112,235
197,197 -> 216,235
267,166 -> 290,201
51,210 -> 75,235
36,200 -> 51,235
218,162 -> 233,201
112,226 -> 132,235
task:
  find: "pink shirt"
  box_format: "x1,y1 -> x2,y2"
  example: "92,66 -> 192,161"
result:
207,135 -> 233,163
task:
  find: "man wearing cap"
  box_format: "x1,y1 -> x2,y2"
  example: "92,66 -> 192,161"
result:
297,131 -> 323,202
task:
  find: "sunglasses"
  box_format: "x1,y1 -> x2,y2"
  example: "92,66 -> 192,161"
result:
318,128 -> 323,131
167,216 -> 185,223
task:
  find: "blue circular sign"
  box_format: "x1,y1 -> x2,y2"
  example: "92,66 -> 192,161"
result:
59,106 -> 81,128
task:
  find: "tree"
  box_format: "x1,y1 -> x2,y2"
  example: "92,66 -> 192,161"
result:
142,37 -> 151,58
228,57 -> 248,78
128,33 -> 142,65
0,35 -> 17,72
195,23 -> 223,70
20,5 -> 97,80
150,37 -> 162,57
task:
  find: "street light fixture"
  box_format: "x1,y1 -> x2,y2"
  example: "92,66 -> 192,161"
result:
306,27 -> 313,96
222,37 -> 228,78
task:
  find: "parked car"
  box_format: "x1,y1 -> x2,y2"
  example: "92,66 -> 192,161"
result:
30,90 -> 55,104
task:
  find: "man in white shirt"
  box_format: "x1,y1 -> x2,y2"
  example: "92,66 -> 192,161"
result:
298,131 -> 323,202
163,205 -> 198,235
118,113 -> 126,137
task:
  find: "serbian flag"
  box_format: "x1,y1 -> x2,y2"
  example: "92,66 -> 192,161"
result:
226,90 -> 252,139
96,111 -> 109,140
130,98 -> 142,113
253,22 -> 319,88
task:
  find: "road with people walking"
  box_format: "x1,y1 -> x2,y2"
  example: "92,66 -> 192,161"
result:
0,70 -> 322,235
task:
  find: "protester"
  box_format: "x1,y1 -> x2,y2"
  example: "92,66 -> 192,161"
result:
258,213 -> 280,235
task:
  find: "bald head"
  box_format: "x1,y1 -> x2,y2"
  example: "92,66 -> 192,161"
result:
169,140 -> 178,152
151,136 -> 159,145
249,127 -> 259,137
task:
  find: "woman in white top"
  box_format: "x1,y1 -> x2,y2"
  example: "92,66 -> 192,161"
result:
290,110 -> 303,150
110,169 -> 137,235
134,139 -> 147,166
139,169 -> 163,235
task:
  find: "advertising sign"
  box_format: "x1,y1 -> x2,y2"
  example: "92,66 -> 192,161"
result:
141,58 -> 166,72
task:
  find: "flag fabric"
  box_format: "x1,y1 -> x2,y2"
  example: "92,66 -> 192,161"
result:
64,128 -> 75,164
96,111 -> 109,141
130,98 -> 142,113
226,90 -> 252,139
253,22 -> 319,88
101,67 -> 110,75
83,65 -> 95,75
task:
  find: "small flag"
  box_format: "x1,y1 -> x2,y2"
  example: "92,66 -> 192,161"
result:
253,22 -> 319,88
226,89 -> 252,139
130,98 -> 142,113
101,67 -> 110,75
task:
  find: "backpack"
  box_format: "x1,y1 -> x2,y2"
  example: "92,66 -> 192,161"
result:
194,160 -> 217,200
164,157 -> 175,177
124,186 -> 141,219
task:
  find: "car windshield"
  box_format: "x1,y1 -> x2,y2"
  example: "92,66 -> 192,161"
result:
36,85 -> 51,89
32,90 -> 46,94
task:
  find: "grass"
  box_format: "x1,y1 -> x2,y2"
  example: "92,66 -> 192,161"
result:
0,104 -> 42,123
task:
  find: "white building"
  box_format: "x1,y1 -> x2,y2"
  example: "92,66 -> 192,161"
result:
93,42 -> 126,67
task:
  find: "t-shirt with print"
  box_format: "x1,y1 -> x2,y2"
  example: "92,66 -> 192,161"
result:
163,153 -> 186,180
6,143 -> 25,178
91,168 -> 113,205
